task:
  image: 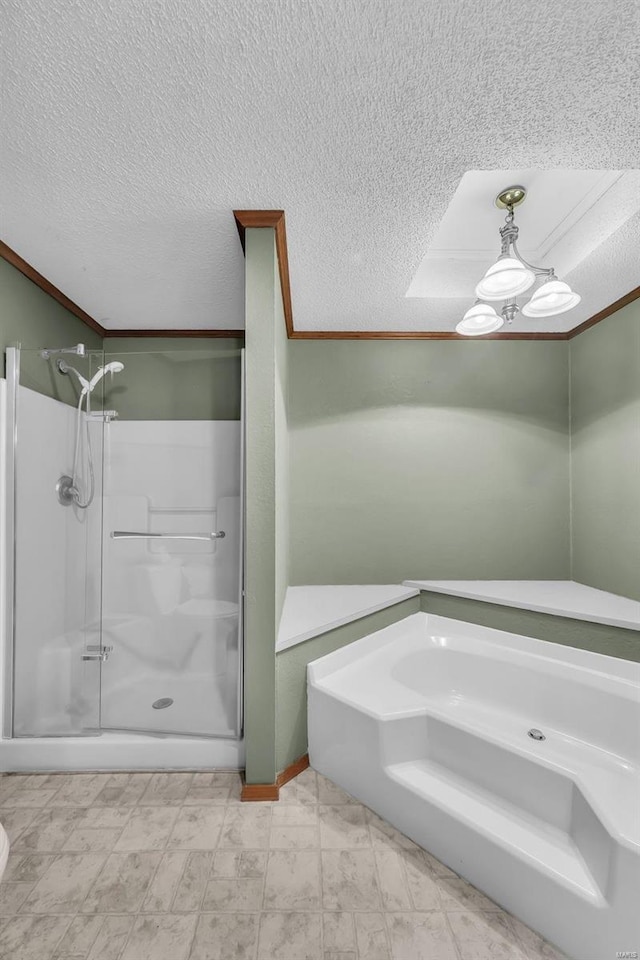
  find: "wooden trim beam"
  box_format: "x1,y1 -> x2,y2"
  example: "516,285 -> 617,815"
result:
241,753 -> 310,802
0,240 -> 107,337
233,210 -> 294,337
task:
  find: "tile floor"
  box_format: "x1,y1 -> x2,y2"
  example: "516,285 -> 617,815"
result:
0,768 -> 568,960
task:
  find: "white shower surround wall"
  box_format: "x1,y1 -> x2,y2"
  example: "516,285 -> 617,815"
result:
308,613 -> 640,960
101,419 -> 242,739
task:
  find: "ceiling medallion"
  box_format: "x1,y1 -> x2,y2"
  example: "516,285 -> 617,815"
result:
456,185 -> 581,336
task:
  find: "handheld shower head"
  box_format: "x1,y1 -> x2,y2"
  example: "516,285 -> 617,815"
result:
55,358 -> 124,511
105,360 -> 124,376
87,360 -> 125,392
57,359 -> 124,396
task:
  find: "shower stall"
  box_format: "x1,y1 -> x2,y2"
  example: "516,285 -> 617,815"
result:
1,342 -> 244,770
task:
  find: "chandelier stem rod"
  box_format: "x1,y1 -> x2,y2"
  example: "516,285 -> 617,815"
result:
511,240 -> 555,279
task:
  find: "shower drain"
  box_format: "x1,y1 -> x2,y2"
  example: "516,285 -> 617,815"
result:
528,728 -> 546,741
152,698 -> 174,710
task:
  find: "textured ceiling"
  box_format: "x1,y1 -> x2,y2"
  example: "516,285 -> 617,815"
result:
1,1 -> 638,333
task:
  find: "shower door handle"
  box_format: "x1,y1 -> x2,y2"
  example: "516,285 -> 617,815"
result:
82,646 -> 113,663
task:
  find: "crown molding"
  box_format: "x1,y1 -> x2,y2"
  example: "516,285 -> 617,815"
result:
289,329 -> 570,340
0,240 -> 244,339
0,240 -> 107,337
232,212 -> 638,341
4,230 -> 637,343
102,329 -> 244,338
566,285 -> 640,339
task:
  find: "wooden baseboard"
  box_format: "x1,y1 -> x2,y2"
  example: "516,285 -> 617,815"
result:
240,782 -> 280,801
241,753 -> 310,802
277,753 -> 310,789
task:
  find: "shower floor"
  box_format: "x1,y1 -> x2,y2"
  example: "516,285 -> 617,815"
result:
100,673 -> 236,738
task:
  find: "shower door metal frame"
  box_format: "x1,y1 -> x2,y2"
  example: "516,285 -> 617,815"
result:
3,344 -> 245,743
236,347 -> 245,738
2,347 -> 19,737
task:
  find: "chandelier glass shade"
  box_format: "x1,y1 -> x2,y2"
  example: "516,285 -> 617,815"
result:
456,302 -> 504,336
458,186 -> 581,336
521,278 -> 581,317
475,257 -> 535,301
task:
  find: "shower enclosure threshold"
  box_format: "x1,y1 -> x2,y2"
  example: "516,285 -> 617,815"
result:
0,731 -> 244,772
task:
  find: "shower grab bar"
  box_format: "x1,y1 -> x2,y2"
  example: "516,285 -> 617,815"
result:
111,530 -> 225,541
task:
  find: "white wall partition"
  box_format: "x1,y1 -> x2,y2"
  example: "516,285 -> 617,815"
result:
101,420 -> 242,737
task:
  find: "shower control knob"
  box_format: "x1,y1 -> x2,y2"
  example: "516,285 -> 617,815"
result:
56,475 -> 77,506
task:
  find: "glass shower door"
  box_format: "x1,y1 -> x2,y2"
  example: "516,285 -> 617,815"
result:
8,346 -> 105,737
99,345 -> 242,738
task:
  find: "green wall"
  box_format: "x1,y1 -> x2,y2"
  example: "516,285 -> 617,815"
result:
420,592 -> 639,662
276,596 -> 420,771
570,301 -> 640,602
243,228 -> 289,785
289,340 -> 571,584
103,338 -> 242,420
0,258 -> 102,403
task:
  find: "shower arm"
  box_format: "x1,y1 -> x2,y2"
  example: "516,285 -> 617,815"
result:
41,343 -> 86,360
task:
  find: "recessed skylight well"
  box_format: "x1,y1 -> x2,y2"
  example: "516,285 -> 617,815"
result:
407,169 -> 640,334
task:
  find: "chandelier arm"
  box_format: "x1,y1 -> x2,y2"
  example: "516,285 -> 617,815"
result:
511,240 -> 555,278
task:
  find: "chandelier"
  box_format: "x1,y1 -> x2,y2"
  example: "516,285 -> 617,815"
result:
456,186 -> 581,336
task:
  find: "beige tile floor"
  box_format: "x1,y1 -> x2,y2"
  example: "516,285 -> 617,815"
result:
0,768 -> 569,960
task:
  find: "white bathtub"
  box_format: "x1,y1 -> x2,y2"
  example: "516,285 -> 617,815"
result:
308,613 -> 640,960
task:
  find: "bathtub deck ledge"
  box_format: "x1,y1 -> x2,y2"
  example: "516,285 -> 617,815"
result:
404,579 -> 640,631
277,584 -> 419,652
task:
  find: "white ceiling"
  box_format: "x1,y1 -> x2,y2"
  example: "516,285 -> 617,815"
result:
1,1 -> 638,334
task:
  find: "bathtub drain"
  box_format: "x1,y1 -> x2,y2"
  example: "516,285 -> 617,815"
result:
152,698 -> 174,710
528,728 -> 546,741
